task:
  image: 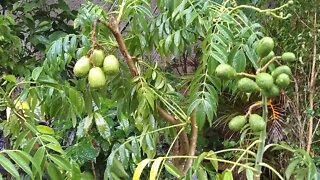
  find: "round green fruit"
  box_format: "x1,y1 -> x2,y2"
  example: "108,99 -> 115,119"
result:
103,55 -> 120,75
215,64 -> 236,80
262,84 -> 280,97
88,67 -> 106,88
271,65 -> 292,79
256,37 -> 275,58
259,51 -> 275,66
237,77 -> 259,93
276,73 -> 290,89
281,52 -> 296,62
249,114 -> 266,132
73,56 -> 91,77
228,115 -> 247,131
256,73 -> 274,90
92,49 -> 105,67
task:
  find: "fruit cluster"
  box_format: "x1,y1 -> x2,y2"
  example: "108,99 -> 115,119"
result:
73,49 -> 120,88
215,36 -> 296,132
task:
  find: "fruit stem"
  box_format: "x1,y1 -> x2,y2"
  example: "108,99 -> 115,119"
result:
236,72 -> 256,79
257,56 -> 281,73
253,96 -> 268,180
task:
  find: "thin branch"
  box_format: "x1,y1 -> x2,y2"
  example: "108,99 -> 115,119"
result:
257,56 -> 281,73
183,110 -> 198,174
245,101 -> 263,118
236,72 -> 256,79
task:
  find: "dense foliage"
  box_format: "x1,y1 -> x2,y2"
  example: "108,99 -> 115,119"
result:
0,0 -> 319,179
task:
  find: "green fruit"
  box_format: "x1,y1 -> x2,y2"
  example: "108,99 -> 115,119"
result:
228,115 -> 247,131
276,73 -> 290,89
260,51 -> 275,66
73,56 -> 91,77
237,77 -> 259,93
281,52 -> 296,62
103,55 -> 120,75
249,114 -> 266,132
262,84 -> 280,97
92,49 -> 105,67
271,65 -> 292,79
256,73 -> 274,90
88,67 -> 106,88
215,64 -> 236,80
256,37 -> 275,58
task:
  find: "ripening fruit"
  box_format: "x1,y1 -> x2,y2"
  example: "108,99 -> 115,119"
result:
281,52 -> 296,62
103,55 -> 120,75
256,37 -> 275,58
73,56 -> 91,77
259,51 -> 275,66
88,67 -> 106,88
271,65 -> 292,79
256,73 -> 274,90
215,64 -> 236,80
237,78 -> 260,93
228,115 -> 247,131
262,84 -> 280,97
276,73 -> 291,89
92,49 -> 105,67
249,114 -> 266,132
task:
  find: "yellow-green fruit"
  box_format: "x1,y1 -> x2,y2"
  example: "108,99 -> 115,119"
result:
256,73 -> 274,90
281,52 -> 296,62
262,84 -> 280,97
88,67 -> 106,88
92,49 -> 105,67
237,77 -> 259,93
73,56 -> 91,77
260,51 -> 275,66
215,64 -> 236,80
249,114 -> 266,132
271,65 -> 292,79
256,37 -> 275,58
228,115 -> 247,131
103,55 -> 120,75
276,73 -> 290,89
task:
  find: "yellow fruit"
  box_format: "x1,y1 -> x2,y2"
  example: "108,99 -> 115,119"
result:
73,56 -> 91,77
256,73 -> 274,90
92,49 -> 105,67
103,55 -> 119,75
88,67 -> 106,88
215,64 -> 236,80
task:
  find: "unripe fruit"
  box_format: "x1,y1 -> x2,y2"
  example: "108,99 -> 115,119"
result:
73,56 -> 91,77
262,84 -> 280,97
215,64 -> 236,80
249,114 -> 266,132
260,51 -> 275,66
103,55 -> 120,75
256,73 -> 274,90
237,78 -> 260,93
281,52 -> 296,62
271,65 -> 292,79
88,67 -> 106,88
256,37 -> 275,58
92,49 -> 105,67
276,73 -> 290,89
228,115 -> 247,131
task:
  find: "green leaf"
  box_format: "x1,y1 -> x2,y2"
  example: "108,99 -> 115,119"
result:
36,125 -> 55,135
208,151 -> 218,171
32,146 -> 45,177
69,87 -> 84,114
194,152 -> 207,171
222,169 -> 233,180
49,154 -> 72,171
94,113 -> 110,139
13,130 -> 30,149
164,162 -> 182,178
165,34 -> 172,53
46,143 -> 64,154
83,115 -> 93,134
232,48 -> 246,72
196,166 -> 208,180
32,67 -> 43,80
2,75 -> 17,83
7,151 -> 33,178
285,158 -> 300,179
48,162 -> 63,180
0,153 -> 20,179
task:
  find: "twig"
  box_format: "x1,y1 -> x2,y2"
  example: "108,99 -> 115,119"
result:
257,56 -> 281,73
236,72 -> 256,79
91,161 -> 97,179
183,110 -> 198,174
245,101 -> 263,118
